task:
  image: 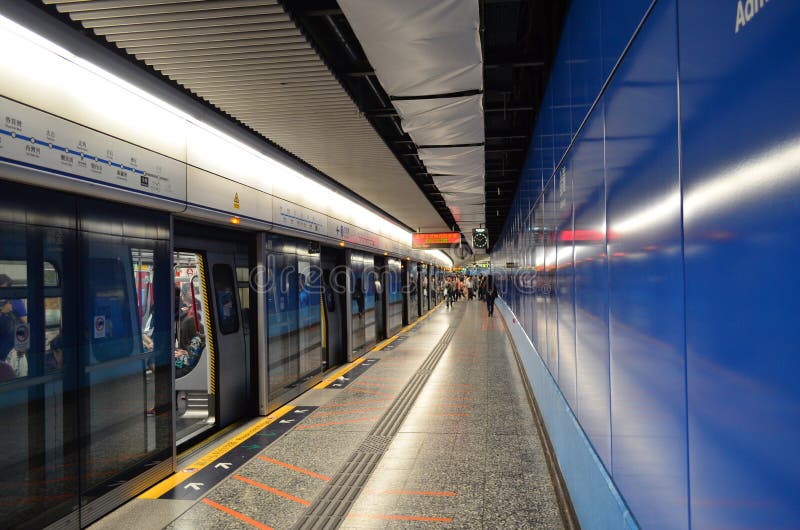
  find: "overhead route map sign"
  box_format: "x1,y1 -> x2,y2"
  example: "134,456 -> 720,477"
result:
412,232 -> 460,249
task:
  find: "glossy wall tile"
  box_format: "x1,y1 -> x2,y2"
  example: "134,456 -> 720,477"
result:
491,0 -> 800,527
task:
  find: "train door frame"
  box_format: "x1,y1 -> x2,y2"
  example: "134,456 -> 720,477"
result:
374,255 -> 387,341
401,260 -> 409,326
172,223 -> 256,448
319,246 -> 347,370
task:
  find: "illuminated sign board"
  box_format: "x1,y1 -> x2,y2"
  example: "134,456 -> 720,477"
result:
411,232 -> 460,249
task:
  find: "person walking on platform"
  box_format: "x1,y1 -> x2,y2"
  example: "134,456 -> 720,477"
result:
485,275 -> 498,317
466,276 -> 473,300
444,277 -> 454,308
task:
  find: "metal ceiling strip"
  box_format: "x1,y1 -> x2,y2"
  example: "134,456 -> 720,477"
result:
166,67 -> 330,83
220,102 -> 355,114
193,86 -> 342,99
92,15 -> 292,35
207,96 -> 349,107
157,58 -> 325,74
99,22 -> 296,42
123,36 -> 307,53
74,5 -> 284,26
143,47 -> 315,64
52,0 -> 272,16
196,85 -> 343,97
183,74 -> 334,89
217,101 -> 352,112
109,29 -> 301,47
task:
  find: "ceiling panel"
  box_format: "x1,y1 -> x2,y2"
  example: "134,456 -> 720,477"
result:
40,0 -> 448,231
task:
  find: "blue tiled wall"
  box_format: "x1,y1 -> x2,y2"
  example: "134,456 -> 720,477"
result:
492,0 -> 800,528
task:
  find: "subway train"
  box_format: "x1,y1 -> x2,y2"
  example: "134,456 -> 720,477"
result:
0,8 -> 450,528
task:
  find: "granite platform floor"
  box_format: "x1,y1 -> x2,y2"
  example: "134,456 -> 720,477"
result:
92,301 -> 567,530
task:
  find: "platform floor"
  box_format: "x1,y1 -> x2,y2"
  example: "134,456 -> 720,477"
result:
92,301 -> 567,529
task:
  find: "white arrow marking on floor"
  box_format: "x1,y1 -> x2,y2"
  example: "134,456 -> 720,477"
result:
332,384 -> 342,387
184,482 -> 204,491
279,419 -> 295,424
215,463 -> 232,470
294,409 -> 309,413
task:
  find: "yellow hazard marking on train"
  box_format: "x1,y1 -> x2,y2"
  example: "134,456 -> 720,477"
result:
198,255 -> 216,396
138,405 -> 295,499
313,357 -> 367,389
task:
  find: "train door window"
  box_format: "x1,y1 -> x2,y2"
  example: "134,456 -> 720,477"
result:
212,263 -> 239,335
236,265 -> 250,334
44,261 -> 63,374
79,232 -> 171,506
0,261 -> 30,379
212,264 -> 239,334
298,256 -> 322,379
0,220 -> 79,529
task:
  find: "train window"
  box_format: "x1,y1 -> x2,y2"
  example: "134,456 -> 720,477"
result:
131,248 -> 156,354
174,252 -> 207,379
45,297 -> 63,373
0,263 -> 29,380
86,257 -> 134,363
212,264 -> 239,335
0,260 -> 60,287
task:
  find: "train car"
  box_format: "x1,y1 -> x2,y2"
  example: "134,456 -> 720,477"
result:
0,5 -> 452,528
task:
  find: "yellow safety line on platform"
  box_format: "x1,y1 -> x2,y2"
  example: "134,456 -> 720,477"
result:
313,357 -> 367,389
138,405 -> 295,499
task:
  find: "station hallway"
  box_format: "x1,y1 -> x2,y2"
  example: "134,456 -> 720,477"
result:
93,302 -> 569,530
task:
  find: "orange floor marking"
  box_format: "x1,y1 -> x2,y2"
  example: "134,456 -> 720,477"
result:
319,398 -> 391,408
233,475 -> 310,506
257,456 -> 331,481
295,417 -> 380,430
366,490 -> 457,497
348,513 -> 453,523
201,498 -> 274,530
312,406 -> 386,418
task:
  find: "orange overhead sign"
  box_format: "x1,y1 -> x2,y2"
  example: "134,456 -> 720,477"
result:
412,232 -> 460,249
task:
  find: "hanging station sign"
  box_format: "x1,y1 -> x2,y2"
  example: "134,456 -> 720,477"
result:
411,232 -> 460,249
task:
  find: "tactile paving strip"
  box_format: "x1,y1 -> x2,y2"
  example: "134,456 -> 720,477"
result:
292,309 -> 463,530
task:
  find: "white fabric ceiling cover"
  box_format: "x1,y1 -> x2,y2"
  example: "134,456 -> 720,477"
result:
432,174 -> 484,194
338,0 -> 481,97
441,191 -> 485,204
394,95 -> 484,146
339,0 -> 485,242
418,146 -> 485,177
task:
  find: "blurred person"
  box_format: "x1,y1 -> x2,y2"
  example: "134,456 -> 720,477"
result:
485,275 -> 498,317
46,334 -> 64,371
0,273 -> 27,360
444,276 -> 454,308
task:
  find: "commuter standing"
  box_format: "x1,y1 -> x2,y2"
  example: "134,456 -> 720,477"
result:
485,275 -> 498,317
444,277 -> 453,308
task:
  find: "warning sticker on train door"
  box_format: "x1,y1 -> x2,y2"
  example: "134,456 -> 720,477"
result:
93,315 -> 106,338
14,323 -> 29,351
